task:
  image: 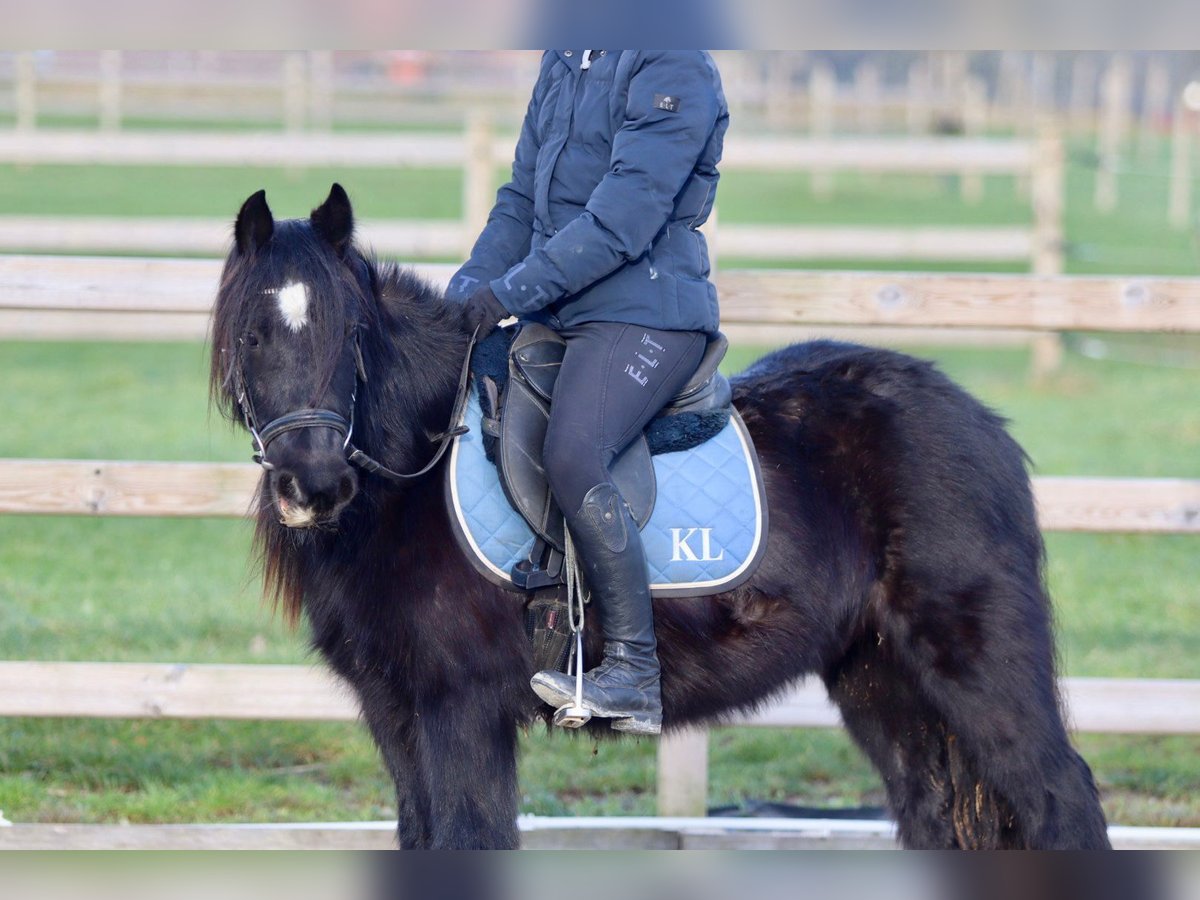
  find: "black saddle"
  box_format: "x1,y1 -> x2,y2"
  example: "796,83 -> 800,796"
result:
474,323 -> 732,590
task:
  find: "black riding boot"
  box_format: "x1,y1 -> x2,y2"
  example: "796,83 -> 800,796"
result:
530,483 -> 662,735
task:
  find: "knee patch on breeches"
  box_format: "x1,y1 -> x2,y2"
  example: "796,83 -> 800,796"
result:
575,483 -> 628,553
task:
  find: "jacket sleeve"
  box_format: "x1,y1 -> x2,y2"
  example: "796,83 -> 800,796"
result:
445,57 -> 547,302
489,52 -> 720,316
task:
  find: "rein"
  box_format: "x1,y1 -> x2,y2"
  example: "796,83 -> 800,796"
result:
232,324 -> 479,485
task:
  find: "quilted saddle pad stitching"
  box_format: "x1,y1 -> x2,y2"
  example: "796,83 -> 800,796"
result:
446,391 -> 766,596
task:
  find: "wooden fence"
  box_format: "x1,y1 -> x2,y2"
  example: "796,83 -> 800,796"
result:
6,49 -> 1196,228
0,128 -> 1064,272
1,253 -> 1199,829
15,255 -> 1184,345
1,51 -> 1189,140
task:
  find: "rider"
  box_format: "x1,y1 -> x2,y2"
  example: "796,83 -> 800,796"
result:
447,51 -> 728,734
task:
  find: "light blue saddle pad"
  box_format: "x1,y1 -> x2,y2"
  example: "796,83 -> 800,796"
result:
445,391 -> 768,598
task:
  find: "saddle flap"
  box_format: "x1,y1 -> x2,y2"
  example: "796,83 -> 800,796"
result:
670,332 -> 727,403
659,371 -> 732,417
509,323 -> 566,402
497,359 -> 563,550
496,388 -> 656,552
657,331 -> 731,419
611,436 -> 655,529
496,322 -> 657,554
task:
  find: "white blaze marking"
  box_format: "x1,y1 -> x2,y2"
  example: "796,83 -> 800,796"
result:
275,282 -> 309,332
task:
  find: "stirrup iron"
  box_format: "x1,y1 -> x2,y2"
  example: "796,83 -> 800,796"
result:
552,627 -> 592,728
551,532 -> 592,728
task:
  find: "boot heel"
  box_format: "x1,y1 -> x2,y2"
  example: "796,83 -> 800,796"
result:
611,714 -> 661,736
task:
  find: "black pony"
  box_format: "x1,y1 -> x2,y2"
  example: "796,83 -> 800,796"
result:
209,185 -> 1110,850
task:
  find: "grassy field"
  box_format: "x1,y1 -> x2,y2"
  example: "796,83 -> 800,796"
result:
1,132 -> 1199,830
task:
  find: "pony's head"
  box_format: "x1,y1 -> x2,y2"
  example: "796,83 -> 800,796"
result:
211,184 -> 371,529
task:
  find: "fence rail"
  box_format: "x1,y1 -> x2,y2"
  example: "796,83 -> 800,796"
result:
0,130 -> 1042,173
1,460 -> 1198,535
0,129 -> 1062,270
7,257 -> 1200,343
1,662 -> 1197,736
0,217 -> 1041,266
1,51 -> 1188,141
3,817 -> 1194,851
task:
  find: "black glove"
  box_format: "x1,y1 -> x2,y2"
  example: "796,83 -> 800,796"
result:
461,285 -> 509,339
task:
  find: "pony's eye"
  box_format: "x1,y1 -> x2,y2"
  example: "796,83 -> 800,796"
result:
243,332 -> 260,348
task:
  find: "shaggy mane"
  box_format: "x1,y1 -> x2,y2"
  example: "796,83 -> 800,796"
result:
209,222 -> 467,624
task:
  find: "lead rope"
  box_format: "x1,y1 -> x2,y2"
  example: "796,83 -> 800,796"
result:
563,530 -> 589,717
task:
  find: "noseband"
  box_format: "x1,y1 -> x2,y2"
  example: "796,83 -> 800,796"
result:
230,325 -> 477,485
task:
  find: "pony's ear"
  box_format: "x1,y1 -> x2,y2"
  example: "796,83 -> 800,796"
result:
310,183 -> 354,256
235,189 -> 274,254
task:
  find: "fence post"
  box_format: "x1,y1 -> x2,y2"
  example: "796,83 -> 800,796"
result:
15,52 -> 36,131
1032,127 -> 1066,377
1095,53 -> 1132,213
855,60 -> 881,134
1169,95 -> 1194,230
1068,53 -> 1097,135
961,75 -> 988,204
997,52 -> 1031,137
766,52 -> 794,129
1032,128 -> 1065,277
656,727 -> 709,817
462,110 -> 493,258
905,56 -> 930,135
98,51 -> 122,133
1139,58 -> 1171,161
1029,53 -> 1054,120
308,51 -> 334,133
809,62 -> 836,199
282,52 -> 306,133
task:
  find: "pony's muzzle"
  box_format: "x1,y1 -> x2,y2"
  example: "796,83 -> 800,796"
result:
270,462 -> 358,527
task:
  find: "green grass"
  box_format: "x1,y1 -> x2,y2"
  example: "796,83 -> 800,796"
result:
1,339 -> 1197,828
0,113 -> 467,134
0,164 -> 464,221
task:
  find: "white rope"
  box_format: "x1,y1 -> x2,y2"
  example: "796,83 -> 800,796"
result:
563,530 -> 588,710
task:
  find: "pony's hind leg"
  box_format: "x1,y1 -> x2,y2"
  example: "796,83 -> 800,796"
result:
910,656 -> 1111,849
824,637 -> 960,848
878,576 -> 1111,849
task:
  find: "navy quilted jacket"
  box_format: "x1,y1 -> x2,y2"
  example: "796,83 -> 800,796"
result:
447,50 -> 728,335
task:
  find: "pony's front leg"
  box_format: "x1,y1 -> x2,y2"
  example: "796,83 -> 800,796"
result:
356,686 -> 432,849
413,687 -> 521,849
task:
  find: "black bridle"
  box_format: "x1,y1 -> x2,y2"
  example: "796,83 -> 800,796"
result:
229,324 -> 478,485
